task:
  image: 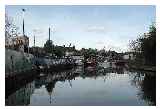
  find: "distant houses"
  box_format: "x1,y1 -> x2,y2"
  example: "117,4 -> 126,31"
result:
122,52 -> 135,60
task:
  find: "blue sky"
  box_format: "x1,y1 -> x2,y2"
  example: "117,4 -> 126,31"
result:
6,5 -> 155,52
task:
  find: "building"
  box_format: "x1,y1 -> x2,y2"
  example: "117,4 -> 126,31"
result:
65,46 -> 76,57
5,35 -> 29,52
123,52 -> 135,60
30,47 -> 46,57
65,51 -> 74,57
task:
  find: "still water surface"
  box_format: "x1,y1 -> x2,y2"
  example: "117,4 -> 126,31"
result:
6,64 -> 156,106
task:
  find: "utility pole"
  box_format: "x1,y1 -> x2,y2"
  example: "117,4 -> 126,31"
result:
33,35 -> 36,56
22,8 -> 25,36
22,8 -> 29,53
34,35 -> 35,47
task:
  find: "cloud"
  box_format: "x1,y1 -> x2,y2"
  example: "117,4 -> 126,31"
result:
33,28 -> 44,34
96,41 -> 105,45
86,26 -> 108,33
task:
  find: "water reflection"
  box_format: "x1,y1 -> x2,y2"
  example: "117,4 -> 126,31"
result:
130,71 -> 156,105
5,81 -> 35,106
6,63 -> 156,106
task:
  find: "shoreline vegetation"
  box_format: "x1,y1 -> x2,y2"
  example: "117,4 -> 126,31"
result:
129,63 -> 156,72
128,23 -> 156,73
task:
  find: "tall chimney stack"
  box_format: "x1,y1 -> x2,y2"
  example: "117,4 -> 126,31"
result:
49,27 -> 50,41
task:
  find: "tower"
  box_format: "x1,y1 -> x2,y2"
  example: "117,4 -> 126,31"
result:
49,27 -> 51,41
34,35 -> 35,47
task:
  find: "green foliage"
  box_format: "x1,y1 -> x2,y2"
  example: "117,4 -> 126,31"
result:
53,46 -> 65,58
142,24 -> 156,65
44,40 -> 66,58
129,24 -> 156,66
44,40 -> 53,53
80,48 -> 97,59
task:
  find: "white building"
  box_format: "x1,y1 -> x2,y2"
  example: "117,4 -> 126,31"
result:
65,51 -> 74,57
123,52 -> 135,60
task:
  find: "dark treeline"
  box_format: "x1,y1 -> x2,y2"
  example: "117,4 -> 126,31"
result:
43,40 -> 76,58
129,24 -> 156,66
44,40 -> 66,58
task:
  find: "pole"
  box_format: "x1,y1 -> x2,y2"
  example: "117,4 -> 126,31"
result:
23,19 -> 24,36
34,35 -> 35,47
22,8 -> 29,53
22,9 -> 25,36
49,27 -> 50,41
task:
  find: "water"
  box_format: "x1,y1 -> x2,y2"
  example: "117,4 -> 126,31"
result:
5,63 -> 156,106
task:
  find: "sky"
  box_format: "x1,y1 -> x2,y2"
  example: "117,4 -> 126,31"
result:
5,5 -> 155,52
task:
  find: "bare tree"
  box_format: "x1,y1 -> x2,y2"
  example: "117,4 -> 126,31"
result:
5,14 -> 19,39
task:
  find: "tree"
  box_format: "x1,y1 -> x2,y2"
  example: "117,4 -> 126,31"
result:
53,46 -> 65,58
44,40 -> 66,58
5,14 -> 19,38
129,39 -> 141,52
129,24 -> 156,66
44,40 -> 53,54
140,24 -> 156,65
80,48 -> 98,60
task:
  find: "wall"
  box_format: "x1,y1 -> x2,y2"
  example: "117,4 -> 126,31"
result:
5,49 -> 34,76
6,49 -> 76,76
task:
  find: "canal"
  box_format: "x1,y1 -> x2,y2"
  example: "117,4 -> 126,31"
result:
5,63 -> 156,106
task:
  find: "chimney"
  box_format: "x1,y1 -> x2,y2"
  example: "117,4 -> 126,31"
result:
49,27 -> 50,41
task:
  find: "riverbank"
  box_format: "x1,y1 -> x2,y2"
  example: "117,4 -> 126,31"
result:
128,61 -> 156,72
130,65 -> 155,72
